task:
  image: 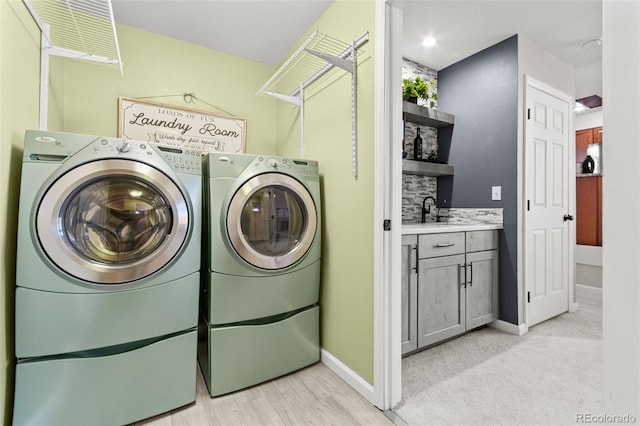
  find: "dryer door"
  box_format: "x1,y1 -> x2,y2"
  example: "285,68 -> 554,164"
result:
227,173 -> 317,270
37,159 -> 189,284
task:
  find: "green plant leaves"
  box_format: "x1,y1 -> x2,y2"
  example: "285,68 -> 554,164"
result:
402,76 -> 438,106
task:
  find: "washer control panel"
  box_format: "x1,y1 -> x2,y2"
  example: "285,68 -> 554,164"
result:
155,145 -> 202,175
26,131 -> 200,176
86,138 -> 202,175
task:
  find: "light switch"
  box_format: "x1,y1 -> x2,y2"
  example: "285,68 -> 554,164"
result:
492,186 -> 502,201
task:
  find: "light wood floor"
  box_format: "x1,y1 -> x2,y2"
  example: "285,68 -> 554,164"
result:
133,362 -> 393,426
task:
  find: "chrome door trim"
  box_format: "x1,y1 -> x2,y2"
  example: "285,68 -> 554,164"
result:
37,159 -> 189,284
227,173 -> 317,270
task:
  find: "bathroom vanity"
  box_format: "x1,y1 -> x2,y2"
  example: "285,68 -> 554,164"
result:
401,223 -> 501,355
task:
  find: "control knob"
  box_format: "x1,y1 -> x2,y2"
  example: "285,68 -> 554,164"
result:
268,159 -> 279,168
116,141 -> 132,153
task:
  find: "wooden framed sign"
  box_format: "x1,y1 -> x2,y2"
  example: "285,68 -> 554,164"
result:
118,97 -> 246,153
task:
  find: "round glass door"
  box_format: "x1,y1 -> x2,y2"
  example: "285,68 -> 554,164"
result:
37,159 -> 189,284
227,173 -> 316,270
62,177 -> 171,264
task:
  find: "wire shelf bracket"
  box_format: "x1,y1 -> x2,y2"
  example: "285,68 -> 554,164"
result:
23,0 -> 124,130
256,31 -> 369,178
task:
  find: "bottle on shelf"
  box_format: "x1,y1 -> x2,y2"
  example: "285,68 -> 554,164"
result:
413,127 -> 423,160
582,155 -> 595,173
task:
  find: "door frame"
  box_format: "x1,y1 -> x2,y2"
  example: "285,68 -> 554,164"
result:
522,75 -> 578,328
373,0 -> 403,410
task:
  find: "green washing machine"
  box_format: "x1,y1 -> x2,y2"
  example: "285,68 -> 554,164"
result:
13,130 -> 202,425
199,153 -> 321,396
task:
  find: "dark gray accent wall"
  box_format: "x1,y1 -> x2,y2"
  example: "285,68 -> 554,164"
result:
437,35 -> 519,324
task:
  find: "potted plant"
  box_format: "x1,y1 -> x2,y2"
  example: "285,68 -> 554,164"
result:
403,76 -> 438,108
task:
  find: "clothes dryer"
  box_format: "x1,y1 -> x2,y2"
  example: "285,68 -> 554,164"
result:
13,130 -> 202,425
199,152 -> 321,396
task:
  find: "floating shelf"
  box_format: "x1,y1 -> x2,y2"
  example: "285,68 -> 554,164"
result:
403,102 -> 455,128
402,160 -> 454,177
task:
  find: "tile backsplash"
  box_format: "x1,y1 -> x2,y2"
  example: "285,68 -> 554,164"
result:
402,174 -> 437,223
402,58 -> 439,223
437,208 -> 504,225
400,58 -> 503,228
404,125 -> 437,162
402,207 -> 504,226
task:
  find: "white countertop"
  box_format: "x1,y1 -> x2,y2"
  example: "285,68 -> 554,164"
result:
577,173 -> 603,178
402,222 -> 503,234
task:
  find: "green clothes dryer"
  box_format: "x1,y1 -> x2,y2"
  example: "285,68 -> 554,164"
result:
199,153 -> 321,397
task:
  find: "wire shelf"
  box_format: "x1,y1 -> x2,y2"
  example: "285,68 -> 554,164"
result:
257,31 -> 366,99
257,31 -> 369,177
23,0 -> 123,73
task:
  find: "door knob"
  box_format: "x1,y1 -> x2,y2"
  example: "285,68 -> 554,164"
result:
563,214 -> 574,221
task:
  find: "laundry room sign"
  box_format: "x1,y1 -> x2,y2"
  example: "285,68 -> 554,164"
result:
119,97 -> 246,153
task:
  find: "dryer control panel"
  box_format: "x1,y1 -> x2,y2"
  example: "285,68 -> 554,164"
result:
292,159 -> 320,183
252,156 -> 320,183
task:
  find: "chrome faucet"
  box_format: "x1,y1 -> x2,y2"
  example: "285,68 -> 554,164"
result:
421,196 -> 437,223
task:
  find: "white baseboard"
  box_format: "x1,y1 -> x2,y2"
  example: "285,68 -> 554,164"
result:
489,319 -> 529,336
570,302 -> 580,313
576,283 -> 603,295
320,348 -> 376,404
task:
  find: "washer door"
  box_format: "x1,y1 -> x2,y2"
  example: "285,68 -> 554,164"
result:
37,159 -> 189,284
227,173 -> 317,270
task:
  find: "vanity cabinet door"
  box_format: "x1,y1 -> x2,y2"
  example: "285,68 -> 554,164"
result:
417,254 -> 466,348
465,250 -> 498,329
401,235 -> 418,354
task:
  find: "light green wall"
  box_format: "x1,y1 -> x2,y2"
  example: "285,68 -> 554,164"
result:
0,1 -> 378,420
47,55 -> 66,131
1,8 -> 279,423
58,24 -> 277,154
275,0 -> 377,384
1,1 -> 41,423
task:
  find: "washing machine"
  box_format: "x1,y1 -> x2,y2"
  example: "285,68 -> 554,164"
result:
198,152 -> 321,396
13,130 -> 202,425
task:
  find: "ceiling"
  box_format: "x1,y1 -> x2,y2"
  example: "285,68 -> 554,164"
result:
111,0 -> 334,66
398,0 -> 602,100
111,0 -> 602,100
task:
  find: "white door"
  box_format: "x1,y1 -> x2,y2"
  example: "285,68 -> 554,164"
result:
524,77 -> 573,327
